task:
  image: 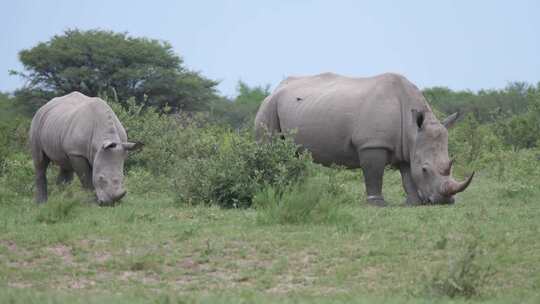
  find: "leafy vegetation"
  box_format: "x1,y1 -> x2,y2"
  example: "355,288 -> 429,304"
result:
175,129 -> 310,208
11,29 -> 219,113
424,240 -> 495,299
254,172 -> 356,225
209,81 -> 270,128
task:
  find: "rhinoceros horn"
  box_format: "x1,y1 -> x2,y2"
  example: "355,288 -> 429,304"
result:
442,158 -> 455,176
442,172 -> 475,196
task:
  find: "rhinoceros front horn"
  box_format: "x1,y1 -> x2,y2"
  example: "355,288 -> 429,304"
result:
442,172 -> 475,196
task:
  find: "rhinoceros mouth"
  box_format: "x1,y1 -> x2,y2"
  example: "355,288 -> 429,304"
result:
96,189 -> 126,206
417,190 -> 455,205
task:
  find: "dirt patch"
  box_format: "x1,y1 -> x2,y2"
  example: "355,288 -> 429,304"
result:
120,271 -> 136,281
1,240 -> 32,257
117,270 -> 161,286
68,277 -> 96,289
77,238 -> 110,249
181,258 -> 200,270
46,244 -> 74,265
94,251 -> 112,263
8,281 -> 33,288
1,240 -> 18,252
266,274 -> 307,294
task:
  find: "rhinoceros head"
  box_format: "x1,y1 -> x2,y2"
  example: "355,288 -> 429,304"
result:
92,140 -> 143,205
410,111 -> 474,204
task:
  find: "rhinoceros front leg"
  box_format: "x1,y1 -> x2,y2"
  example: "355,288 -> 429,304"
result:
56,168 -> 74,186
69,156 -> 94,190
359,148 -> 388,207
33,154 -> 50,204
399,163 -> 421,206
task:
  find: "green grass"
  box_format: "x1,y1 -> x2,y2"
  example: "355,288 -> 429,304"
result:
1,169 -> 539,303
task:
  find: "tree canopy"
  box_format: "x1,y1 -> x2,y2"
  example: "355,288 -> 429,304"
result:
209,81 -> 270,128
13,29 -> 219,114
423,82 -> 539,123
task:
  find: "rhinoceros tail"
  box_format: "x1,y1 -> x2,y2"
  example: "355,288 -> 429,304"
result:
254,94 -> 281,142
29,108 -> 48,166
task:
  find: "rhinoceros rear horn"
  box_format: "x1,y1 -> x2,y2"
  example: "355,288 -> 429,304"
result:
442,158 -> 455,176
442,172 -> 475,196
442,112 -> 460,129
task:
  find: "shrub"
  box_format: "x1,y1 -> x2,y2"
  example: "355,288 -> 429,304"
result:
0,152 -> 34,203
254,174 -> 355,225
493,90 -> 540,150
109,98 -> 198,175
125,167 -> 172,197
448,113 -> 504,172
208,81 -> 269,129
424,241 -> 495,299
176,130 -> 311,208
0,116 -> 30,169
490,149 -> 540,202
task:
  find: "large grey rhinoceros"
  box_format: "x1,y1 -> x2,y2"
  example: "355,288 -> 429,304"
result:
30,91 -> 142,205
254,73 -> 474,206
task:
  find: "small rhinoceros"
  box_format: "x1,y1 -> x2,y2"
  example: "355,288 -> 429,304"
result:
30,92 -> 142,205
255,73 -> 473,206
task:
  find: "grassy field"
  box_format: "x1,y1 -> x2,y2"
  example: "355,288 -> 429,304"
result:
1,167 -> 540,304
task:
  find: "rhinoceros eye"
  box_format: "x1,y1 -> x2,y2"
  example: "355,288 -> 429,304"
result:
103,142 -> 117,150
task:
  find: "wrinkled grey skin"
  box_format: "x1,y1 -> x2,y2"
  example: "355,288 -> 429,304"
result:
255,73 -> 473,206
30,92 -> 142,205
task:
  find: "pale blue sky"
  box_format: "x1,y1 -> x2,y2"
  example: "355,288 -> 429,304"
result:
1,0 -> 539,97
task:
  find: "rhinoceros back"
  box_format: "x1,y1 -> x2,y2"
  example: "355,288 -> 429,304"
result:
265,73 -> 430,167
30,92 -> 126,167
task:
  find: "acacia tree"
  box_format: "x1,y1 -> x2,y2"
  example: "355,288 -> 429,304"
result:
12,29 -> 218,114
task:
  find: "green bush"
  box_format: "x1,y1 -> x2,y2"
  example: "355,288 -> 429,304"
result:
493,90 -> 540,150
0,152 -> 34,203
176,130 -> 311,208
254,174 -> 355,225
109,99 -> 188,175
424,241 -> 495,299
125,167 -> 172,197
0,116 -> 29,170
209,81 -> 270,129
447,114 -> 504,172
488,149 -> 540,202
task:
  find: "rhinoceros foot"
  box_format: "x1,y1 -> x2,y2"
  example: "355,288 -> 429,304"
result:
366,195 -> 387,207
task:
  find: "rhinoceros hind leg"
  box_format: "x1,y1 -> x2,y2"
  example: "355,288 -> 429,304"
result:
69,156 -> 93,190
33,153 -> 50,204
399,163 -> 422,206
56,168 -> 74,186
359,148 -> 389,206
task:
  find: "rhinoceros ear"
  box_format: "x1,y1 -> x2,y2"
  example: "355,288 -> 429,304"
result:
122,142 -> 144,151
103,140 -> 117,150
411,109 -> 425,130
442,112 -> 460,129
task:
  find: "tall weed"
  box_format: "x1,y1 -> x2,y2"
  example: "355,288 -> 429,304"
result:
423,240 -> 495,299
254,174 -> 355,225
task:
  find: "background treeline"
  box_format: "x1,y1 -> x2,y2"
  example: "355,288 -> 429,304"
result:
2,29 -> 540,207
